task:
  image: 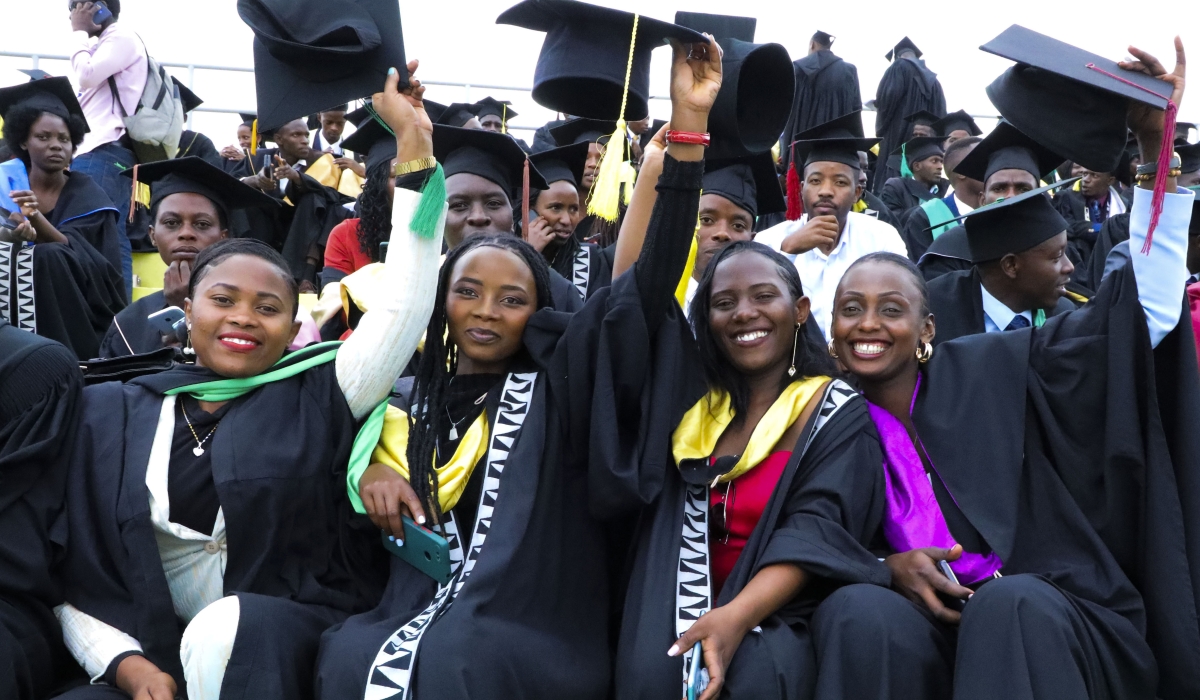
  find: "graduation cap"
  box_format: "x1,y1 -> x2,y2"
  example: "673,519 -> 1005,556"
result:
237,0 -> 406,130
131,156 -> 280,223
497,0 -> 706,122
422,100 -> 448,125
436,103 -> 482,128
474,97 -> 517,123
171,78 -> 203,115
528,141 -> 588,187
981,25 -> 1171,174
905,109 -> 941,127
340,114 -> 395,171
434,124 -> 548,195
674,11 -> 794,159
639,118 -> 667,151
703,150 -> 785,218
0,76 -> 88,132
1178,142 -> 1200,175
550,117 -> 618,146
952,178 -> 1077,262
893,136 -> 944,167
1177,122 -> 1197,144
239,113 -> 258,128
812,30 -> 835,47
18,69 -> 52,81
886,37 -> 922,62
786,111 -> 878,220
954,120 -> 1065,183
931,109 -> 982,137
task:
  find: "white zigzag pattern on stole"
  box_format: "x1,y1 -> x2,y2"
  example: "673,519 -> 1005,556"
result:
0,242 -> 36,332
364,371 -> 537,700
571,245 -> 590,300
674,378 -> 859,689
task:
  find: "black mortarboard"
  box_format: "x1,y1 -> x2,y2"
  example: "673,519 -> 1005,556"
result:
437,103 -> 482,128
931,109 -> 982,137
345,105 -> 370,127
171,78 -> 203,115
132,156 -> 279,222
18,69 -> 52,81
0,77 -> 88,130
982,25 -> 1171,173
434,125 -> 548,195
886,37 -> 922,61
550,117 -> 617,146
422,100 -> 448,125
528,141 -> 588,187
905,109 -> 941,127
306,114 -> 320,130
954,121 -> 1064,183
1176,122 -> 1196,143
497,0 -> 706,121
340,115 -> 395,171
239,113 -> 258,127
237,0 -> 406,130
703,151 -> 785,218
474,97 -> 517,122
956,179 -> 1076,262
673,11 -> 755,42
639,118 -> 667,151
790,111 -> 878,169
812,31 -> 834,47
1178,142 -> 1200,174
893,136 -> 944,167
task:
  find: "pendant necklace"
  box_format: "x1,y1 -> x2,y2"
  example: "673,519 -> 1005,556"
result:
446,392 -> 488,441
181,400 -> 219,456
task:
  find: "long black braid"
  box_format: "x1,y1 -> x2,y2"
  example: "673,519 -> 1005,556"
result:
356,159 -> 393,262
406,235 -> 553,522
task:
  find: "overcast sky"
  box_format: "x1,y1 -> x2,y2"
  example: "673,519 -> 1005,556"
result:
4,0 -> 1197,149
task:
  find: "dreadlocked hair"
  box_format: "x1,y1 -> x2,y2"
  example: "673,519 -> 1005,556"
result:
689,241 -> 838,424
356,159 -> 394,262
405,235 -> 553,522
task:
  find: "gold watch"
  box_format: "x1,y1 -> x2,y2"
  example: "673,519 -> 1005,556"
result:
393,156 -> 437,177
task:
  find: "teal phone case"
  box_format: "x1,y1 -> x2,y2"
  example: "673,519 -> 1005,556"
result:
381,517 -> 452,585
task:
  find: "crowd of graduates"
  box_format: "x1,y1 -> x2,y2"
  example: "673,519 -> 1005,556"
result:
0,1 -> 1198,699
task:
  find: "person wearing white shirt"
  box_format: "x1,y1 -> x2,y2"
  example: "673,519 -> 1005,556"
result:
755,111 -> 908,339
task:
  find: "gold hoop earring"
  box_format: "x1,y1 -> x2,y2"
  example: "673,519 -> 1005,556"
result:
788,324 -> 801,377
916,341 -> 933,364
827,337 -> 838,360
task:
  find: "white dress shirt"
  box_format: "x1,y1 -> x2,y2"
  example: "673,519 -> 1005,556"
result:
980,285 -> 1033,333
756,211 -> 909,339
71,23 -> 147,154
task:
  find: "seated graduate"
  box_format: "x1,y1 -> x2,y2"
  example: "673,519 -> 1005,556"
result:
756,111 -> 909,340
818,39 -> 1200,700
929,109 -> 982,149
220,113 -> 270,177
548,116 -> 626,245
879,135 -> 951,223
899,136 -> 983,262
0,322 -> 85,699
52,65 -> 444,700
313,30 -> 721,700
527,140 -> 616,299
855,150 -> 901,229
99,157 -> 280,357
0,77 -> 126,360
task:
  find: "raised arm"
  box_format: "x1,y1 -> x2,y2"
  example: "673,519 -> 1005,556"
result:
336,62 -> 444,419
70,23 -> 141,91
611,125 -> 667,280
1121,38 -> 1190,348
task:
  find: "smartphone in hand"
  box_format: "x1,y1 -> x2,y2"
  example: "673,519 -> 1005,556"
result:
91,1 -> 113,23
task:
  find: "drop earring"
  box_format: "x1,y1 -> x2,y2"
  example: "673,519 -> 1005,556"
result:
183,323 -> 195,356
788,324 -> 800,377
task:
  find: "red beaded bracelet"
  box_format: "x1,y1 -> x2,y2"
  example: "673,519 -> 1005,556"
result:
664,130 -> 711,147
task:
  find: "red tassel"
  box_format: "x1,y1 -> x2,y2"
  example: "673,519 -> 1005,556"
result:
128,164 -> 139,224
785,161 -> 803,221
521,157 -> 531,239
1142,101 -> 1177,255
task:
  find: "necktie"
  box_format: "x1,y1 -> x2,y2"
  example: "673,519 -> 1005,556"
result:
1005,315 -> 1031,331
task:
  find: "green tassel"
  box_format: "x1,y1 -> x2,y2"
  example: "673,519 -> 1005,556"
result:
900,143 -> 913,179
410,163 -> 445,240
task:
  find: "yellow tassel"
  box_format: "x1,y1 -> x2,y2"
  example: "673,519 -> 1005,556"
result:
502,104 -> 508,135
250,119 -> 258,156
587,13 -> 640,223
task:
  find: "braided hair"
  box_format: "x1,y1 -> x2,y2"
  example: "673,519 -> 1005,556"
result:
406,235 -> 553,522
356,159 -> 393,262
689,240 -> 837,423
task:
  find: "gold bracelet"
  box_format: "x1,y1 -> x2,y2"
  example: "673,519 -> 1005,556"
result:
393,156 -> 437,177
1135,168 -> 1182,183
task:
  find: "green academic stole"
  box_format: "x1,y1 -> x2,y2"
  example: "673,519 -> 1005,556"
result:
920,197 -> 957,239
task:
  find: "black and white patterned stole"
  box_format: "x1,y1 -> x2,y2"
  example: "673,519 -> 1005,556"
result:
363,372 -> 537,700
571,245 -> 591,300
0,242 -> 35,332
674,379 -> 858,686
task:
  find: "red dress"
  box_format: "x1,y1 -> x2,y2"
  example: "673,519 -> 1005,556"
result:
323,218 -> 374,278
709,451 -> 792,595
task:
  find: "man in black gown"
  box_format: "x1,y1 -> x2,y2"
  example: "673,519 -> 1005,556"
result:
879,135 -> 949,222
872,37 -> 946,191
900,136 -> 982,262
779,31 -> 862,171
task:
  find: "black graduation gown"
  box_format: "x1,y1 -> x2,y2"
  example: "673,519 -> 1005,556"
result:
872,57 -> 946,191
98,290 -> 166,358
278,171 -> 355,286
549,239 -> 616,300
900,197 -> 962,263
221,149 -> 287,246
314,156 -> 704,700
917,224 -> 972,281
0,172 -> 127,360
1080,212 -> 1131,291
176,131 -> 224,169
879,176 -> 949,225
55,361 -> 389,699
926,268 -> 1075,346
779,51 -> 862,170
859,190 -> 900,230
0,321 -> 85,699
531,120 -> 567,153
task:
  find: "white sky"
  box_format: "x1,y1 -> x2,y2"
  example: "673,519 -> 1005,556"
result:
4,0 -> 1197,149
